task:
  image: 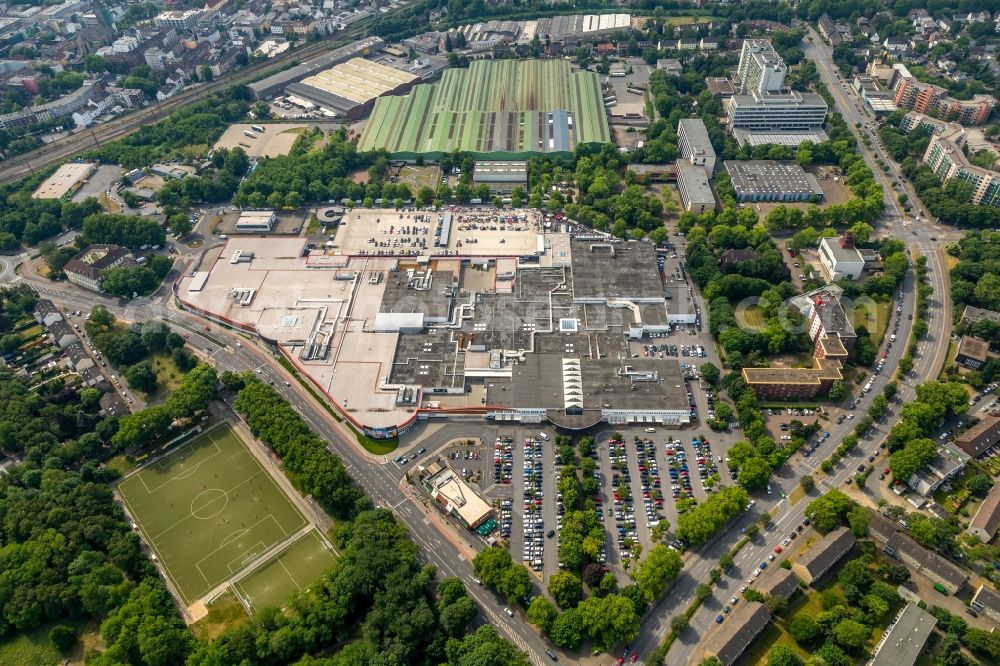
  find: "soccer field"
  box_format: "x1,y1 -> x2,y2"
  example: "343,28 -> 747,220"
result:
117,424 -> 307,605
233,529 -> 337,611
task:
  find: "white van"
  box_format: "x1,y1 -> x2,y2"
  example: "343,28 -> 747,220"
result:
645,427 -> 656,433
539,432 -> 550,441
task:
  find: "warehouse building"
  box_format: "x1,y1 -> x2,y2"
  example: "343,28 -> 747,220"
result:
724,161 -> 824,203
32,162 -> 97,199
247,37 -> 385,100
473,161 -> 528,194
358,59 -> 610,159
676,161 -> 716,212
285,58 -> 420,119
868,603 -> 937,666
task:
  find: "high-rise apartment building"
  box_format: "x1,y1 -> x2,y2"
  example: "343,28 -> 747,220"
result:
737,39 -> 786,95
921,126 -> 1000,207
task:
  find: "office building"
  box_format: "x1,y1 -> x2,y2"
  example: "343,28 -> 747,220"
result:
678,118 -> 716,175
676,161 -> 716,213
726,91 -> 829,132
64,245 -> 135,292
819,234 -> 866,280
867,603 -> 937,666
235,210 -> 276,232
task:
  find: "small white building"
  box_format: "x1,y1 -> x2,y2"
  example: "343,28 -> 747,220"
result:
818,235 -> 865,281
235,210 -> 277,232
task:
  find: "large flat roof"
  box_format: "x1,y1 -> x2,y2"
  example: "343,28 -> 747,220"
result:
358,59 -> 610,158
571,239 -> 664,303
724,160 -> 823,197
32,162 -> 95,199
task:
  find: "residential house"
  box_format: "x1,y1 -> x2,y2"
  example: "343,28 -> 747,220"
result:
907,441 -> 969,496
33,298 -> 63,327
966,481 -> 1000,543
63,244 -> 134,292
868,603 -> 938,666
756,568 -> 799,600
873,522 -> 968,594
956,335 -> 989,370
792,527 -> 855,584
46,319 -> 78,349
700,602 -> 771,666
969,584 -> 1000,622
955,415 -> 1000,457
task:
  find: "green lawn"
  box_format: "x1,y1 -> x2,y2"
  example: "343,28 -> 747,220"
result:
736,305 -> 766,331
233,529 -> 338,611
0,625 -> 63,666
117,424 -> 308,604
850,299 -> 890,341
190,589 -> 248,643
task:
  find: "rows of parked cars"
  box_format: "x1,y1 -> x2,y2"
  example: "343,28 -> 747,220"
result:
609,436 -> 639,564
493,437 -> 513,484
521,437 -> 546,572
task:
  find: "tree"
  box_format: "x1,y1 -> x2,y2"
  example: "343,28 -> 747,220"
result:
830,617 -> 870,651
125,360 -> 157,393
111,405 -> 172,451
629,544 -> 682,603
966,474 -> 992,497
767,645 -> 804,666
890,438 -> 938,482
548,571 -> 583,609
445,625 -> 530,666
472,547 -> 511,588
805,490 -> 853,532
550,608 -> 583,650
498,564 -> 532,605
828,379 -> 848,401
701,362 -> 720,385
578,594 -> 640,649
799,475 -> 815,492
0,333 -> 21,353
847,506 -> 870,537
789,613 -> 821,645
695,583 -> 713,601
670,614 -> 689,634
165,363 -> 217,418
527,597 -> 558,633
49,625 -> 78,652
738,456 -> 772,491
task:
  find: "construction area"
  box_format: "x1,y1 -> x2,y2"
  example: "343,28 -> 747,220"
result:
212,123 -> 314,159
176,210 -> 692,439
358,59 -> 611,159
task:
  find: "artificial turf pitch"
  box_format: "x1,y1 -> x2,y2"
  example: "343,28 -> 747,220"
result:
233,529 -> 338,610
117,424 -> 307,605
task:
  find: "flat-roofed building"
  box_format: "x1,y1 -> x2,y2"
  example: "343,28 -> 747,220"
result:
627,163 -> 677,183
724,161 -> 823,203
248,37 -> 386,100
956,335 -> 989,370
678,118 -> 716,175
967,481 -> 1000,542
676,161 -> 716,213
792,526 -> 855,584
727,91 -> 829,132
969,584 -> 1000,622
419,460 -> 493,530
286,57 -> 420,119
961,305 -> 1000,326
706,77 -> 735,99
868,603 -> 937,666
819,234 -> 866,280
32,162 -> 96,199
738,39 -> 786,95
700,601 -> 771,666
742,350 -> 844,400
473,161 -> 528,194
235,210 -> 276,232
955,415 -> 1000,457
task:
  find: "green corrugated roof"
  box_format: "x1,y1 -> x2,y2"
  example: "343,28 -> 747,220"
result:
358,59 -> 610,159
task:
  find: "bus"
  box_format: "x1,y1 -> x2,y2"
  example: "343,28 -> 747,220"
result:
250,125 -> 265,133
243,131 -> 257,139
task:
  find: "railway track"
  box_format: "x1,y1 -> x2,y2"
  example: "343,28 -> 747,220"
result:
0,21 -> 377,185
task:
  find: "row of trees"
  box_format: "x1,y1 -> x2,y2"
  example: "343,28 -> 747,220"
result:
100,254 -> 173,298
0,179 -> 102,249
81,213 -> 165,249
675,485 -> 748,546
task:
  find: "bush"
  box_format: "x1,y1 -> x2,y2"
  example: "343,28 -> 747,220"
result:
49,624 -> 78,652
